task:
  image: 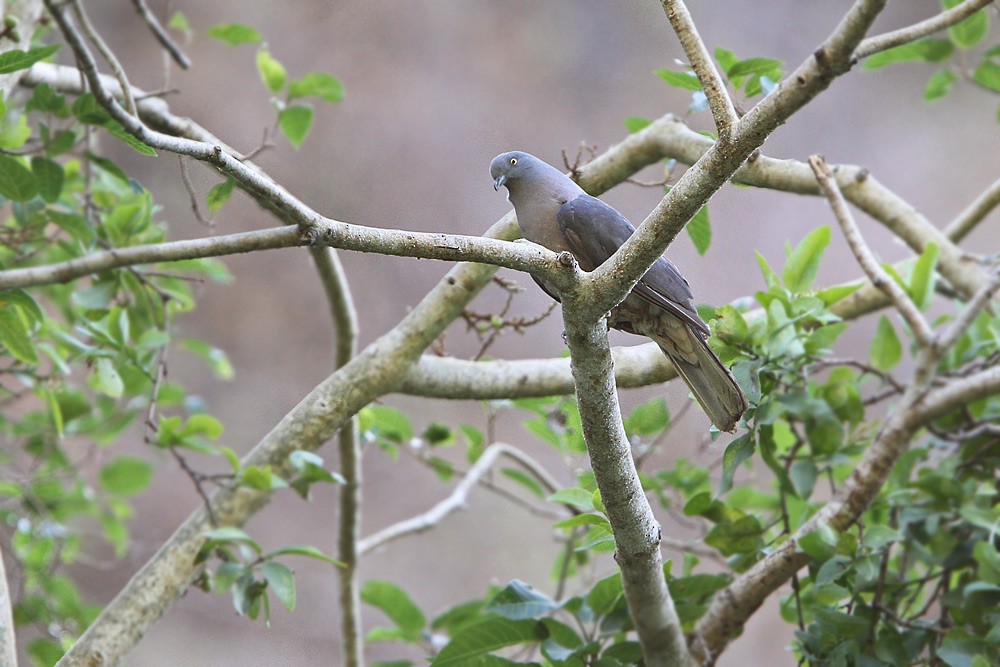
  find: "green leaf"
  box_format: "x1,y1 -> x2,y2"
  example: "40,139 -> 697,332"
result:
863,39 -> 954,69
586,572 -> 623,615
727,57 -> 783,77
26,83 -> 67,114
203,527 -> 262,553
181,414 -> 224,439
181,339 -> 235,380
288,72 -> 345,104
169,12 -> 192,36
360,405 -> 412,443
623,116 -> 652,133
0,154 -> 38,201
99,456 -> 153,496
207,23 -> 262,46
361,580 -> 426,633
944,0 -> 989,49
705,514 -> 763,556
909,242 -> 939,309
485,580 -> 558,620
31,156 -> 64,203
0,113 -> 30,150
625,397 -> 670,436
206,178 -> 236,213
686,205 -> 711,255
89,357 -> 124,398
547,487 -> 594,511
27,638 -> 64,667
102,121 -> 157,156
256,49 -> 287,93
925,68 -> 958,101
755,251 -> 780,287
279,105 -> 313,149
655,68 -> 701,90
432,618 -> 543,666
0,44 -> 60,74
266,544 -> 343,567
262,561 -> 295,611
72,93 -> 112,124
718,432 -> 754,496
870,315 -> 903,372
0,306 -> 38,364
714,47 -> 739,74
973,60 -> 1000,93
783,225 -> 830,293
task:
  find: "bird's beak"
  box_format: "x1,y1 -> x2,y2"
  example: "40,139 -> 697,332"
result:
493,175 -> 506,191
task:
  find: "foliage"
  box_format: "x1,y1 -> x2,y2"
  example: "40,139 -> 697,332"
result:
0,19 -> 343,665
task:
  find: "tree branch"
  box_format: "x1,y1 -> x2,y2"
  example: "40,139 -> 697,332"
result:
357,443 -> 560,556
559,290 -> 693,667
310,247 -> 363,667
945,173 -> 1000,243
129,0 -> 191,69
809,155 -> 933,346
660,0 -> 738,138
854,0 -> 995,59
0,542 -> 16,667
581,0 -> 889,321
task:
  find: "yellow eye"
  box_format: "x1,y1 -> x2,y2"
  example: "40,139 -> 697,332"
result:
509,157 -> 517,166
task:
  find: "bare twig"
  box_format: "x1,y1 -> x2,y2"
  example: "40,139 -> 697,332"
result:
945,174 -> 1000,243
809,154 -> 934,347
660,0 -> 738,138
130,0 -> 191,69
855,0 -> 995,59
177,156 -> 212,227
357,443 -> 559,555
935,268 -> 1000,356
70,0 -> 139,117
310,246 -> 362,667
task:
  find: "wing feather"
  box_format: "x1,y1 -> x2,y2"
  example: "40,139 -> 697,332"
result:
556,195 -> 710,337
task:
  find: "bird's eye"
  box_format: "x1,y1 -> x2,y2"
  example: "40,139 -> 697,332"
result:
509,157 -> 517,166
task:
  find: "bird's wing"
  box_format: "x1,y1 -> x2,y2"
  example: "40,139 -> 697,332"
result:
556,194 -> 710,337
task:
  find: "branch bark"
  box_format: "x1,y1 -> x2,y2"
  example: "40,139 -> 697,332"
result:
0,542 -> 16,667
854,0 -> 995,59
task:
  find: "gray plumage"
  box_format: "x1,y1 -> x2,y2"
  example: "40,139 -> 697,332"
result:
490,151 -> 748,432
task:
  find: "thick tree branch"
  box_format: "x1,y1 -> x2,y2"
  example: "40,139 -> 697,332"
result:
810,155 -> 934,346
357,443 -> 560,556
560,292 -> 693,667
855,0 -> 995,59
660,0 -> 738,138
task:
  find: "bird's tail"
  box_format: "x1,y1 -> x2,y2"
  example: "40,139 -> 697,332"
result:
653,330 -> 748,432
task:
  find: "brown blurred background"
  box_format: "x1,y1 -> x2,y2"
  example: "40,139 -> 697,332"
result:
49,1 -> 1000,665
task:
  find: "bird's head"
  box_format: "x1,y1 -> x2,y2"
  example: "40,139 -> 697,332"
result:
490,151 -> 537,191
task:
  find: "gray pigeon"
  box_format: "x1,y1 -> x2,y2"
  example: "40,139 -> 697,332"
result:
490,151 -> 748,432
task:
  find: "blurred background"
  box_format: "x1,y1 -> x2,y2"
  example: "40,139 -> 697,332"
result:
42,0 -> 1000,664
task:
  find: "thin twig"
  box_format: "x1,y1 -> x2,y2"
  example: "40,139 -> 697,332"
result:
177,156 -> 212,227
70,0 -> 139,117
809,154 -> 934,347
357,443 -> 560,555
130,0 -> 191,69
660,0 -> 738,138
935,268 -> 1000,356
946,174 -> 1000,243
855,0 -> 995,59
